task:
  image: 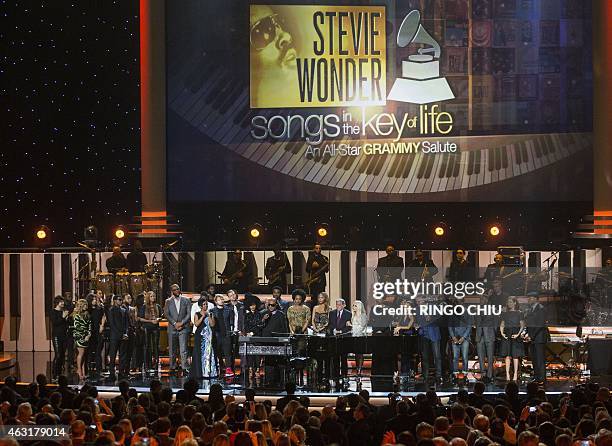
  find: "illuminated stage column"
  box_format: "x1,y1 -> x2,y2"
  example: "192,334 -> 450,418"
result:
593,1 -> 612,232
138,0 -> 173,235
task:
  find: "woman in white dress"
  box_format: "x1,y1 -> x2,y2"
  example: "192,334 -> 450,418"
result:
349,300 -> 368,375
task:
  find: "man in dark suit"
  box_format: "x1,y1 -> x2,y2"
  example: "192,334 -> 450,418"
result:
227,289 -> 245,375
108,294 -> 129,380
163,284 -> 192,374
377,244 -> 404,282
211,294 -> 234,377
328,298 -> 352,381
474,294 -> 498,383
525,292 -> 549,384
261,298 -> 289,386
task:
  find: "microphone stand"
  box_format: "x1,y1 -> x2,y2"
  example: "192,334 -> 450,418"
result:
542,251 -> 558,291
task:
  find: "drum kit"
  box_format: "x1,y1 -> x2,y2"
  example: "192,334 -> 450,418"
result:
74,239 -> 178,298
92,261 -> 162,297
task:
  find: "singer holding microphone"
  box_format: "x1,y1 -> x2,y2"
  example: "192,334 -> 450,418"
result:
191,292 -> 217,379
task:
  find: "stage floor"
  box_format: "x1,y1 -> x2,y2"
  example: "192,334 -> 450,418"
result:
4,351 -> 608,398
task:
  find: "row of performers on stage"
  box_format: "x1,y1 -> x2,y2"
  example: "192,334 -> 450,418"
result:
50,281 -> 549,388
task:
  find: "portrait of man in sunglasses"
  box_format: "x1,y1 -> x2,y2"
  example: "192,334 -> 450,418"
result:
250,5 -> 298,107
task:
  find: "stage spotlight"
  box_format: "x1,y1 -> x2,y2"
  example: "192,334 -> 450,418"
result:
489,225 -> 501,236
434,222 -> 447,237
249,223 -> 263,239
36,227 -> 48,240
316,223 -> 330,238
34,225 -> 51,247
114,227 -> 126,240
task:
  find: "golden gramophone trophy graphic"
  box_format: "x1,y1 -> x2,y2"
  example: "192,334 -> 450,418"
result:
387,10 -> 455,104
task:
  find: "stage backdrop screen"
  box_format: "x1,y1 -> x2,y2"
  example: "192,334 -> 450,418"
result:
166,0 -> 593,202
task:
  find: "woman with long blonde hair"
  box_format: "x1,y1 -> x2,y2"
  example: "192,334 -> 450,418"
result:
72,299 -> 91,381
348,300 -> 368,375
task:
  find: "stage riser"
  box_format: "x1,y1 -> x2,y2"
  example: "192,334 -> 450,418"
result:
0,249 -> 603,352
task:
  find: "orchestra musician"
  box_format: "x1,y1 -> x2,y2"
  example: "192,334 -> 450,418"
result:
377,244 -> 404,282
484,253 -> 504,285
127,240 -> 148,273
447,248 -> 474,283
305,243 -> 329,301
106,246 -> 127,273
265,249 -> 292,293
221,250 -> 249,292
406,249 -> 438,282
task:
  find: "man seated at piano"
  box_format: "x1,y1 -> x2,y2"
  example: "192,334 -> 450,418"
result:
262,297 -> 289,336
328,298 -> 352,385
261,297 -> 289,386
287,289 -> 310,335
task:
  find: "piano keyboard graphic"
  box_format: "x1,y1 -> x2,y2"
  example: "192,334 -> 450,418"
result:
168,57 -> 591,195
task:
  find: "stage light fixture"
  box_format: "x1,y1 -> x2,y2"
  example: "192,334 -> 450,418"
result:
36,228 -> 48,240
114,227 -> 126,239
433,222 -> 448,237
316,223 -> 330,238
34,225 -> 51,247
489,225 -> 501,236
249,223 -> 263,239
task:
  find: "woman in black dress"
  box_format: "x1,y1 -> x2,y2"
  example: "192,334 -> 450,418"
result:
499,296 -> 526,382
244,295 -> 264,381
